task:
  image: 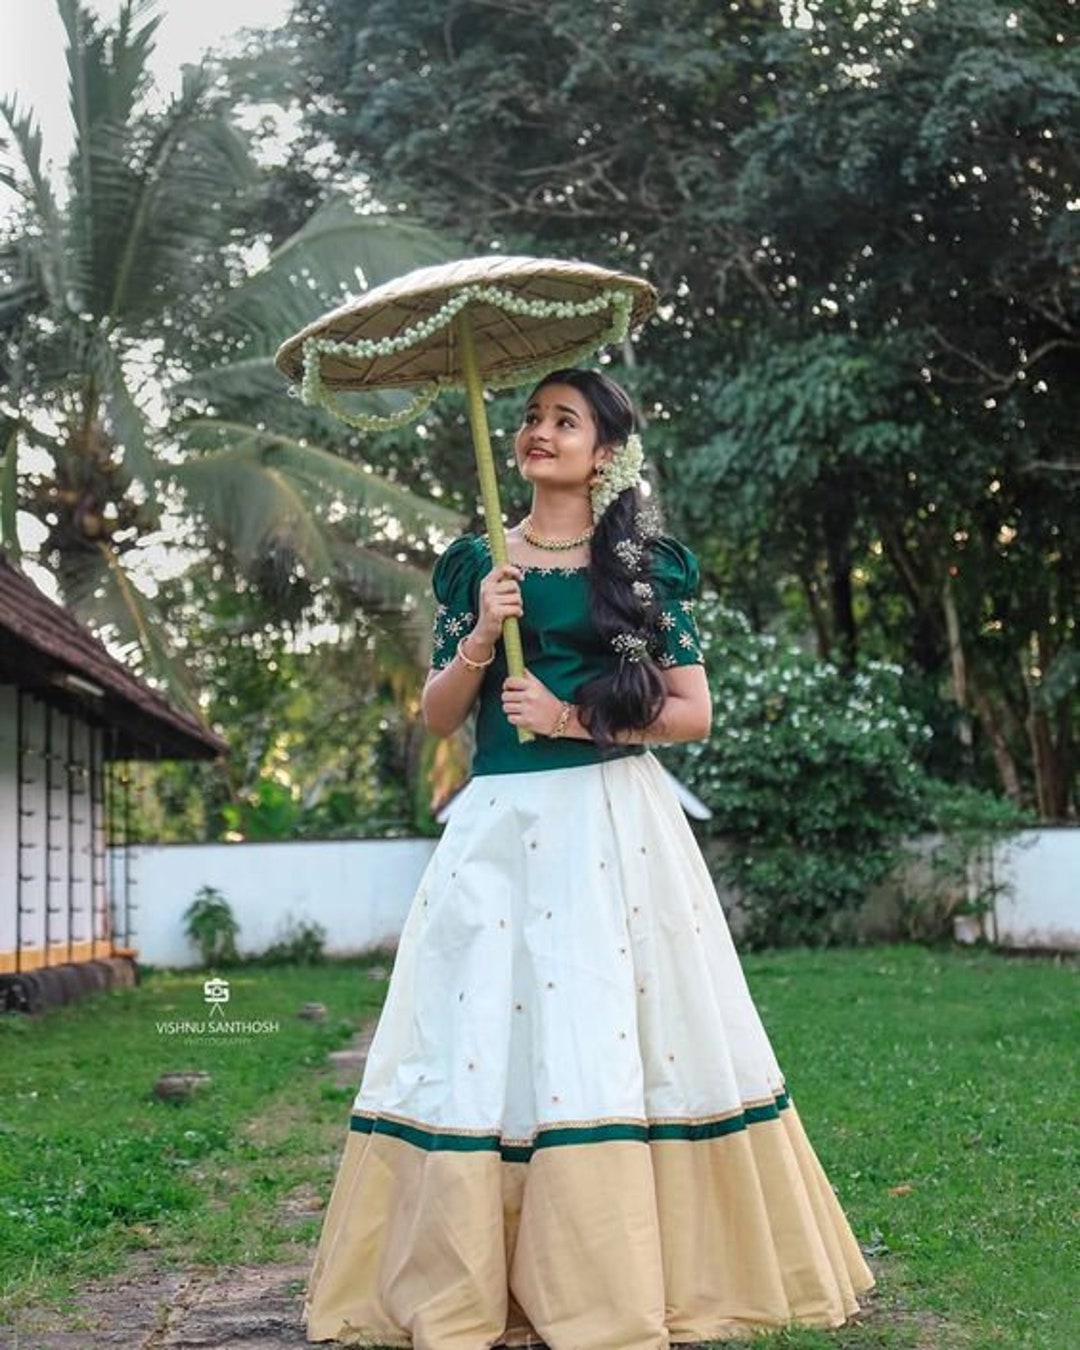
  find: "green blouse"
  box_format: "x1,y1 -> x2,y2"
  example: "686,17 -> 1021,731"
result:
430,533 -> 705,777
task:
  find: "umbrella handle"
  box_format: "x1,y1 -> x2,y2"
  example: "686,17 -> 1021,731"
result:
456,312 -> 535,744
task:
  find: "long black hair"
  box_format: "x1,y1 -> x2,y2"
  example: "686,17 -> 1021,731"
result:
526,368 -> 666,747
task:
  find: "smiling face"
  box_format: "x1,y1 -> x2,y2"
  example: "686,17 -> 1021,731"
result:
514,383 -> 615,489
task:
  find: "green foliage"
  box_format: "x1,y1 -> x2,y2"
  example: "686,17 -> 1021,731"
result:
119,555 -> 428,843
665,600 -> 1022,948
665,602 -> 924,945
712,0 -> 1080,817
181,885 -> 240,967
283,0 -> 778,297
249,914 -> 328,966
884,780 -> 1035,943
269,0 -> 1079,819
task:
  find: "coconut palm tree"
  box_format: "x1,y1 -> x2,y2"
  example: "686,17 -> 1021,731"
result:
0,0 -> 462,711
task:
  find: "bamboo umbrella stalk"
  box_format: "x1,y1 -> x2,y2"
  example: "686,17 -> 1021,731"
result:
456,311 -> 534,743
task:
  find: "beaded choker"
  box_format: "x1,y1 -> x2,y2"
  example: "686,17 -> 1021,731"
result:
520,515 -> 594,551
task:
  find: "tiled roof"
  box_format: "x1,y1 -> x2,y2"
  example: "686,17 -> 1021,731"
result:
0,553 -> 226,761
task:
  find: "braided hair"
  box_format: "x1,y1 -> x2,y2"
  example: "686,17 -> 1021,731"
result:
526,368 -> 666,747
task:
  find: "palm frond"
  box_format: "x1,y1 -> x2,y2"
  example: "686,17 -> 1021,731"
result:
172,358 -> 430,453
110,0 -> 163,112
61,0 -> 151,281
0,265 -> 45,340
88,336 -> 160,500
59,0 -> 254,325
62,0 -> 161,315
172,353 -> 365,443
58,0 -> 162,135
166,435 -> 336,575
0,244 -> 45,382
175,419 -> 464,536
104,87 -> 254,327
211,199 -> 457,345
177,354 -> 286,399
0,98 -> 67,308
326,536 -> 434,624
69,539 -> 202,714
52,531 -> 201,712
175,357 -> 422,418
58,0 -> 93,221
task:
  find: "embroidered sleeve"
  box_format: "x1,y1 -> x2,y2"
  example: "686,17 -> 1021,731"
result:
649,537 -> 705,668
430,536 -> 480,670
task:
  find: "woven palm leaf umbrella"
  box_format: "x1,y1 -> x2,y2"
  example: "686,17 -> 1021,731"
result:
275,255 -> 657,740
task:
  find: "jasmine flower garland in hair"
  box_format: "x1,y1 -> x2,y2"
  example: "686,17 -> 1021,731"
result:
634,504 -> 663,539
591,433 -> 645,521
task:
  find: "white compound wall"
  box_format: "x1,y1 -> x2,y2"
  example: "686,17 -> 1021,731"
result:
121,836 -> 437,968
113,825 -> 1080,969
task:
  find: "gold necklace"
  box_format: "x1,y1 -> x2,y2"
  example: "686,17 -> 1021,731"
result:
520,515 -> 594,551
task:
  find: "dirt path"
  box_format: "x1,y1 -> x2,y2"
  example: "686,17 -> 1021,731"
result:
6,1261 -> 938,1350
6,1251 -> 312,1349
4,1029 -> 375,1350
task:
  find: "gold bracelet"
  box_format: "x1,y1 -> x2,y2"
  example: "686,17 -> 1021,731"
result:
548,700 -> 572,738
456,634 -> 496,670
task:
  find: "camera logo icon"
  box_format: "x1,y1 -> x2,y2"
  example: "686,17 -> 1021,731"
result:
203,977 -> 231,1017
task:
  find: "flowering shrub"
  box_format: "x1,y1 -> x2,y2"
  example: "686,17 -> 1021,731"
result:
664,599 -> 952,948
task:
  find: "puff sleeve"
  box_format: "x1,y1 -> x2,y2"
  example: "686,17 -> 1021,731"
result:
648,536 -> 705,668
430,535 -> 483,670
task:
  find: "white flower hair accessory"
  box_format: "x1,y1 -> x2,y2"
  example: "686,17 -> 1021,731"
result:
590,432 -> 645,521
614,538 -> 645,571
611,632 -> 649,663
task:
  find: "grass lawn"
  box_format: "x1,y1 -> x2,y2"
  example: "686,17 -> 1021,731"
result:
0,957 -> 389,1321
0,944 -> 1074,1349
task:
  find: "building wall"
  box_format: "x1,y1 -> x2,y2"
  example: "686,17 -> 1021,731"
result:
0,686 -> 17,949
125,837 -> 437,968
0,688 -> 111,972
982,829 -> 1079,950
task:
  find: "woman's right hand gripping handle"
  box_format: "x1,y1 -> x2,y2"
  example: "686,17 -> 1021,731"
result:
473,563 -> 524,653
421,564 -> 523,736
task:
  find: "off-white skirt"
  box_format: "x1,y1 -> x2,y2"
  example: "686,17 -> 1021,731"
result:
304,753 -> 874,1349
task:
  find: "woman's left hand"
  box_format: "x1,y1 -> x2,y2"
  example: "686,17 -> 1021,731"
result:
501,669 -> 563,735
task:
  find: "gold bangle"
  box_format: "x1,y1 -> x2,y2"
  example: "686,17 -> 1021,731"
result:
548,700 -> 572,738
456,634 -> 495,670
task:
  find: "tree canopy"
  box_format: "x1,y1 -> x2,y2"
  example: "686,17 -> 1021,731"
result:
270,0 -> 1079,817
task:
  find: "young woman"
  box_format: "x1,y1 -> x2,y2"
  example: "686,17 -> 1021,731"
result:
304,370 -> 875,1349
